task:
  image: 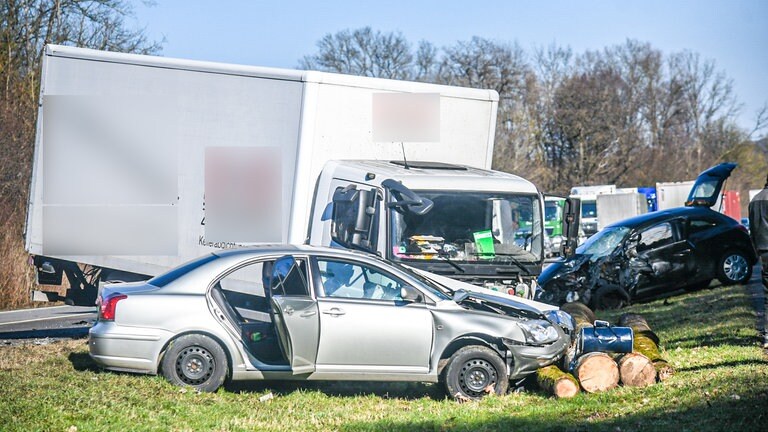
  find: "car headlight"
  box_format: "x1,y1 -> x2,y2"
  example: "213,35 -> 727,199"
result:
517,319 -> 560,345
545,309 -> 575,332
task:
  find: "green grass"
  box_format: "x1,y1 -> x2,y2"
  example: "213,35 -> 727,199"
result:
2,284 -> 767,431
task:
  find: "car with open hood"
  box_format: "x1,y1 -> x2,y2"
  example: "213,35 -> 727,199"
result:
89,245 -> 573,400
537,163 -> 757,309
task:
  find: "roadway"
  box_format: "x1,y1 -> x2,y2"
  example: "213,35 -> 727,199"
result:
0,305 -> 96,343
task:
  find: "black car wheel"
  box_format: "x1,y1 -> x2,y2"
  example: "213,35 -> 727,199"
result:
161,334 -> 228,392
443,345 -> 508,401
716,250 -> 752,285
591,284 -> 627,310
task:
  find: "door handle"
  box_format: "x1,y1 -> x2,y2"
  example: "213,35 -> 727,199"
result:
300,310 -> 317,318
284,306 -> 294,316
322,307 -> 346,317
673,249 -> 692,258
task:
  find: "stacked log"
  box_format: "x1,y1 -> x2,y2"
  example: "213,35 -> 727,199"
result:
618,313 -> 674,381
574,352 -> 620,393
616,352 -> 656,387
560,301 -> 596,329
536,365 -> 580,398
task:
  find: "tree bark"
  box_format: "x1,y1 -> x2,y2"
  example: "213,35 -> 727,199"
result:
536,365 -> 580,398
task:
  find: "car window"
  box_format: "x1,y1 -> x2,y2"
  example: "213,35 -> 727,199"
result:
316,259 -> 406,301
215,261 -> 271,322
688,218 -> 717,235
148,253 -> 218,287
270,257 -> 310,297
638,222 -> 674,252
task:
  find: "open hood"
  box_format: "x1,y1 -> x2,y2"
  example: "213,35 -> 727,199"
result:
685,162 -> 737,208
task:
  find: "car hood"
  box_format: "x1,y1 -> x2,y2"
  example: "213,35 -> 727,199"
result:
412,268 -> 558,314
685,162 -> 737,208
538,254 -> 591,285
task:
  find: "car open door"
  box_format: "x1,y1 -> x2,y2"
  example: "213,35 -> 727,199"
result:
269,256 -> 320,375
686,162 -> 737,208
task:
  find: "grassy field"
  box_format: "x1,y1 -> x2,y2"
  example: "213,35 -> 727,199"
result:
1,284 -> 767,432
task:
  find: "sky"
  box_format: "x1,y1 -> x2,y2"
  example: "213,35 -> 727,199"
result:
133,0 -> 768,135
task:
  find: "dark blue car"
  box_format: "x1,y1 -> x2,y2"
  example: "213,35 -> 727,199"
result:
537,163 -> 758,309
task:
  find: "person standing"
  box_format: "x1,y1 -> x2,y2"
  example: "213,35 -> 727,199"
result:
748,174 -> 768,348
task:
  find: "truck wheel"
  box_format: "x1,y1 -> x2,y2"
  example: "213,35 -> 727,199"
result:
161,334 -> 228,392
443,345 -> 508,401
716,250 -> 752,285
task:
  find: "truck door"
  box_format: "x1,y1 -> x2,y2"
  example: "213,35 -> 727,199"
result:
325,180 -> 382,254
269,256 -> 320,375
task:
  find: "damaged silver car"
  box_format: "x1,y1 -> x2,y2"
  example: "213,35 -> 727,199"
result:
90,245 -> 573,400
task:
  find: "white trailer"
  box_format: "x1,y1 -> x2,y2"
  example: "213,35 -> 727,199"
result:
26,45 -> 576,304
596,192 -> 648,230
656,181 -> 695,210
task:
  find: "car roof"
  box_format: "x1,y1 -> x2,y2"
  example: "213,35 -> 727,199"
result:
606,206 -> 732,229
212,243 -> 384,262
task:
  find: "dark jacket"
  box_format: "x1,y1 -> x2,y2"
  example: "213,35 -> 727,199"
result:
749,187 -> 768,252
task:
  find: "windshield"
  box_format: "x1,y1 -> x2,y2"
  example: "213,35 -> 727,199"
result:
575,226 -> 630,259
544,200 -> 562,222
581,201 -> 597,218
390,191 -> 542,264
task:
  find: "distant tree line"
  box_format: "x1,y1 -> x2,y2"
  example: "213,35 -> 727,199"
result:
300,27 -> 768,196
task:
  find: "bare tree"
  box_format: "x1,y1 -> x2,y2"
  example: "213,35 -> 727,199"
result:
299,27 -> 415,79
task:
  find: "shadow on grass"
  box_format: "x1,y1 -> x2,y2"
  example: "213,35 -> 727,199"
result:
676,358 -> 768,373
68,351 -> 101,372
339,393 -> 768,432
225,379 -> 447,401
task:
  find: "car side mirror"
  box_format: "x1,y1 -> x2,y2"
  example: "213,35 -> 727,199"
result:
400,286 -> 423,303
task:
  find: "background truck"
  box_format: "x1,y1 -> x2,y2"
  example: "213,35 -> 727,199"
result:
26,45 -> 579,305
569,185 -> 616,237
656,181 -> 695,210
596,192 -> 648,230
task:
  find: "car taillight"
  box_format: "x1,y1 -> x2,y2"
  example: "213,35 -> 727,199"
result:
99,293 -> 127,321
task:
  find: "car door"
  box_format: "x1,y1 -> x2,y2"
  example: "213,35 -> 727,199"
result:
630,220 -> 691,295
269,256 -> 320,375
311,257 -> 433,374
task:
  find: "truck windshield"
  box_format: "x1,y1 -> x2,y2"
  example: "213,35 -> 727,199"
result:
581,201 -> 597,218
390,191 -> 542,264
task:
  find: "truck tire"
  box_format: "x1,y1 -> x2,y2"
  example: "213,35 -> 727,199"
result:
716,249 -> 752,285
161,334 -> 228,392
443,345 -> 508,401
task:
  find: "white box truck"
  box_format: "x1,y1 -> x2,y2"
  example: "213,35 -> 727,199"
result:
656,181 -> 695,210
596,192 -> 648,230
26,45 -> 580,305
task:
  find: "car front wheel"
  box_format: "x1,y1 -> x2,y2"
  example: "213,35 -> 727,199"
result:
161,334 -> 228,392
716,250 -> 752,285
443,345 -> 508,401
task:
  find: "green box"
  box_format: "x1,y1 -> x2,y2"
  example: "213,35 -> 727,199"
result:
473,230 -> 495,258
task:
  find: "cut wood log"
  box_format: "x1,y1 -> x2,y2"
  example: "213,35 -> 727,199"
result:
560,302 -> 596,328
574,352 -> 619,393
618,313 -> 673,381
617,352 -> 656,387
536,365 -> 580,398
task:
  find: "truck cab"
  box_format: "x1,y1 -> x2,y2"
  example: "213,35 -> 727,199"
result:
308,160 -> 560,297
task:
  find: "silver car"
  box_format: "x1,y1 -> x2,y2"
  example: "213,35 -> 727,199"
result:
89,245 -> 573,400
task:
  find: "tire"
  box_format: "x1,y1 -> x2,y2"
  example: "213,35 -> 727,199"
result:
161,334 -> 228,392
716,250 -> 752,285
443,345 -> 508,401
591,285 -> 627,310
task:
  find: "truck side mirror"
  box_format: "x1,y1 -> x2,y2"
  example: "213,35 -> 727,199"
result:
330,185 -> 380,252
562,197 -> 581,258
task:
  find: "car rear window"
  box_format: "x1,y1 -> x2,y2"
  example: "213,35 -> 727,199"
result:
148,253 -> 219,287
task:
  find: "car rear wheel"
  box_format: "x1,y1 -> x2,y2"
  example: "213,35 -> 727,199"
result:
443,345 -> 508,401
716,250 -> 752,285
161,334 -> 228,392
